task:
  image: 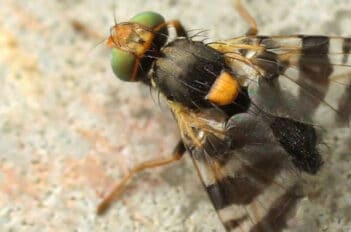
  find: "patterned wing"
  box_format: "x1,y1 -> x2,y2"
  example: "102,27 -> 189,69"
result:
211,36 -> 351,127
187,112 -> 307,232
186,36 -> 351,231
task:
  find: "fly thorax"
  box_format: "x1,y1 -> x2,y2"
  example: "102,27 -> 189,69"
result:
152,39 -> 228,108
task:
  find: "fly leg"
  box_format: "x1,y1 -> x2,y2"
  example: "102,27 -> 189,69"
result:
154,20 -> 188,37
234,0 -> 258,36
167,20 -> 188,37
97,140 -> 186,215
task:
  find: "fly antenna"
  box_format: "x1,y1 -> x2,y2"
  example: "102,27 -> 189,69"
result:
112,2 -> 118,26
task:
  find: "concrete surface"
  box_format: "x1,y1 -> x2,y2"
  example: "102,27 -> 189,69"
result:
0,0 -> 350,231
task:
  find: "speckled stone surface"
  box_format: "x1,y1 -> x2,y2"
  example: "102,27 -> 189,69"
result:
0,0 -> 350,232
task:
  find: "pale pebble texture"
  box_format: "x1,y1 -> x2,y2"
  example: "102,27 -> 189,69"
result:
0,0 -> 350,232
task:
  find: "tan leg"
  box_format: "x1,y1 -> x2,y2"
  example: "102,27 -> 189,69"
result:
167,20 -> 188,37
234,0 -> 258,36
154,20 -> 188,38
97,140 -> 186,215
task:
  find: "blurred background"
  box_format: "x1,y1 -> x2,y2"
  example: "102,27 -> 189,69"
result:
0,0 -> 350,231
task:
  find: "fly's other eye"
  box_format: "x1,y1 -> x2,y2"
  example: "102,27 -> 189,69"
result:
130,11 -> 165,30
108,11 -> 168,82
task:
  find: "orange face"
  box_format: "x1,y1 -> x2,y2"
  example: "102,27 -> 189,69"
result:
107,23 -> 155,58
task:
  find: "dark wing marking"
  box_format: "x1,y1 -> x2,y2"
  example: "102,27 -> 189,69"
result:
213,36 -> 351,127
187,113 -> 306,232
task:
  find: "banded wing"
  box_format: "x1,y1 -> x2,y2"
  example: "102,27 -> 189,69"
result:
184,109 -> 347,232
187,112 -> 306,232
211,36 -> 351,127
183,36 -> 351,232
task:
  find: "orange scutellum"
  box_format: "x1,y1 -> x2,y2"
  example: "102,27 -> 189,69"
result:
205,71 -> 240,105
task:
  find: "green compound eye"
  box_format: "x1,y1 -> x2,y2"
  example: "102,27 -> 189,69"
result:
111,48 -> 138,82
130,11 -> 165,29
110,12 -> 167,82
